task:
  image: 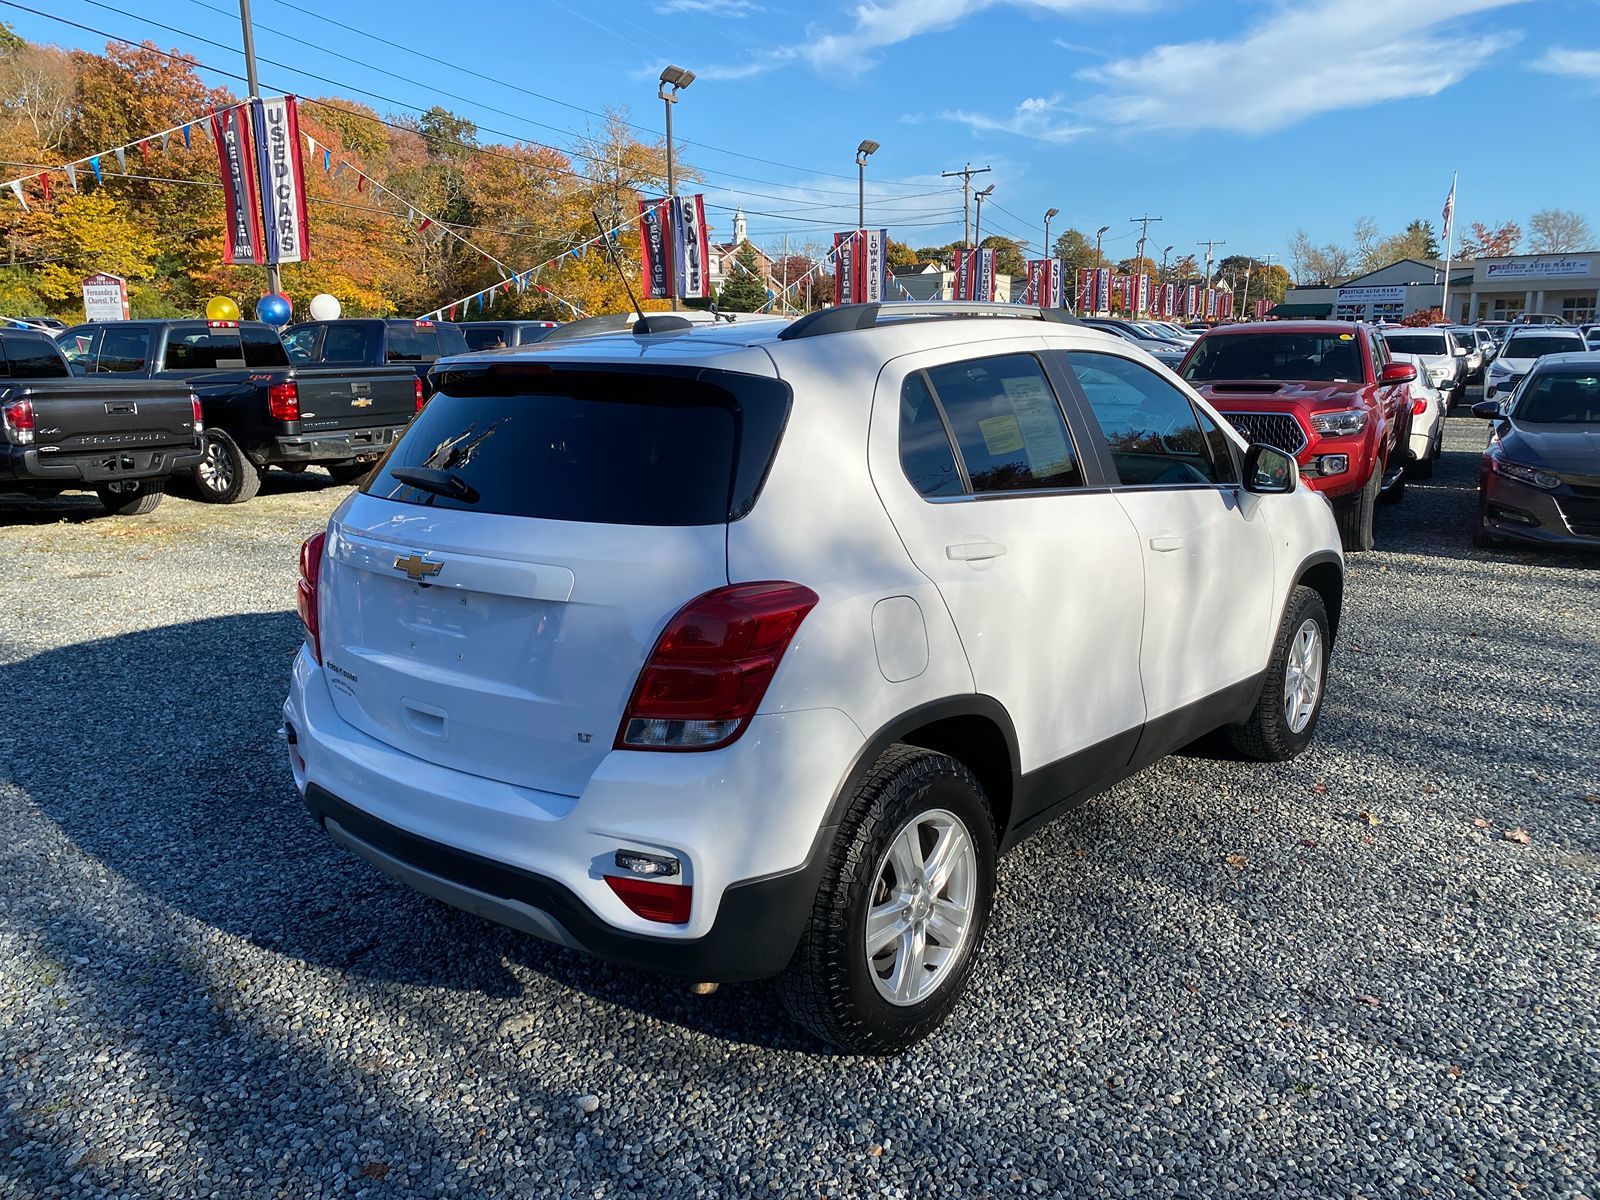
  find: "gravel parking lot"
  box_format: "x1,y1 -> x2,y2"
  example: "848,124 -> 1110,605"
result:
2,411 -> 1596,1200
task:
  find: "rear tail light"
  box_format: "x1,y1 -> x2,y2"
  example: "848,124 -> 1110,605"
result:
414,376 -> 426,412
1412,397 -> 1428,415
297,531 -> 326,664
616,581 -> 819,752
191,395 -> 205,433
1,398 -> 35,446
268,381 -> 300,422
604,875 -> 693,924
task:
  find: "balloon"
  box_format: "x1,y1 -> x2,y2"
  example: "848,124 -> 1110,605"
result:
204,296 -> 241,322
308,293 -> 342,321
256,293 -> 292,327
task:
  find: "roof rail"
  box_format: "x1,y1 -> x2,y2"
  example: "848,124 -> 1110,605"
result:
778,301 -> 1082,341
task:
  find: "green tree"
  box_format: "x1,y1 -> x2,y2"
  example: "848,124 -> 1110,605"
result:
1405,219 -> 1441,259
886,237 -> 917,269
1052,227 -> 1096,275
717,242 -> 768,311
979,235 -> 1026,279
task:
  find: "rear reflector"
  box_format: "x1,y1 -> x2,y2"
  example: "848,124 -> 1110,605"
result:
616,581 -> 819,752
604,875 -> 692,924
297,531 -> 326,664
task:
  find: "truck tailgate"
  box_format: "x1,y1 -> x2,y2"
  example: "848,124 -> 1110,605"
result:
6,379 -> 199,454
293,367 -> 417,433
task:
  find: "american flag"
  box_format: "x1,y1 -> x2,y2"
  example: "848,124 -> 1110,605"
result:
1441,175 -> 1457,241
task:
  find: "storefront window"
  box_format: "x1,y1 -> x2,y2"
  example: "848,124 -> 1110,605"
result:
1560,295 -> 1597,324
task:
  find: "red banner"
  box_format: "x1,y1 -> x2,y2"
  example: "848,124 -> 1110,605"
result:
951,249 -> 995,301
211,104 -> 265,265
638,198 -> 672,299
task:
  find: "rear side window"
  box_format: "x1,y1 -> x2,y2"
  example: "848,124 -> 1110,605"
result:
924,354 -> 1082,493
387,323 -> 437,362
365,367 -> 791,525
898,373 -> 963,497
95,326 -> 155,373
163,326 -> 246,370
1068,351 -> 1231,486
281,325 -> 321,363
321,324 -> 379,362
241,325 -> 290,367
3,335 -> 68,377
435,323 -> 468,355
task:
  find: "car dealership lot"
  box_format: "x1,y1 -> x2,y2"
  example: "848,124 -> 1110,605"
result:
1,426 -> 1596,1199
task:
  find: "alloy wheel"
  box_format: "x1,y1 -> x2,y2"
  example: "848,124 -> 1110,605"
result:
198,438 -> 235,494
1282,619 -> 1323,734
865,808 -> 979,1006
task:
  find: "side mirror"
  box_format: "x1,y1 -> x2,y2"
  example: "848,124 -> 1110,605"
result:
1471,399 -> 1505,421
1380,362 -> 1417,385
1243,443 -> 1297,494
1453,346 -> 1469,357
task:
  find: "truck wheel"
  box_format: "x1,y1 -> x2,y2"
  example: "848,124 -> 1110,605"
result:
95,479 -> 164,516
325,460 -> 372,487
1227,585 -> 1330,762
1334,461 -> 1380,552
780,745 -> 996,1055
194,431 -> 261,505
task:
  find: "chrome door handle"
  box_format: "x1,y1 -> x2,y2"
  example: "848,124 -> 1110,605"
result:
945,541 -> 1007,562
1148,535 -> 1185,553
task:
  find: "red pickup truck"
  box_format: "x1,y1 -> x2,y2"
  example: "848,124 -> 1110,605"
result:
1180,321 -> 1417,551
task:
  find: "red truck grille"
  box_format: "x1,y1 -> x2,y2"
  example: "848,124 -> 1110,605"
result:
1221,411 -> 1308,456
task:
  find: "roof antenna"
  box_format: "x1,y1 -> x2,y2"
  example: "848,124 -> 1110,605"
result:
592,208 -> 649,333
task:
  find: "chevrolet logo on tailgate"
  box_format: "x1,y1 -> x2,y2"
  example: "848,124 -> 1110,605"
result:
394,554 -> 444,581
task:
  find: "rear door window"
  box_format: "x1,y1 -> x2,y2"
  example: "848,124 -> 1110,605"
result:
922,354 -> 1082,494
365,366 -> 791,525
281,325 -> 322,363
95,326 -> 156,373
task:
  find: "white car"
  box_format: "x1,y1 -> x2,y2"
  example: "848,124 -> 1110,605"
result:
1485,327 -> 1590,401
282,302 -> 1344,1054
1392,352 -> 1444,478
1583,324 -> 1600,351
1380,328 -> 1467,400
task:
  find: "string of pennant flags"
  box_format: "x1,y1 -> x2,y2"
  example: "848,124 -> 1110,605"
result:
1,112 -> 211,211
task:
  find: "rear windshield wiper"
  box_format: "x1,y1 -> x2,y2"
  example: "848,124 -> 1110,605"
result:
389,466 -> 480,504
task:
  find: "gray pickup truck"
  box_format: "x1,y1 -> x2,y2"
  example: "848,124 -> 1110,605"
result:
0,329 -> 202,515
56,320 -> 420,503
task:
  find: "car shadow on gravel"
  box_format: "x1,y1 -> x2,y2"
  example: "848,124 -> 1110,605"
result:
1,612 -> 819,1051
0,468 -> 347,525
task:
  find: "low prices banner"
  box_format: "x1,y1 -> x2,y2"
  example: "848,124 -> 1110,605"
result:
952,249 -> 996,301
638,198 -> 673,299
832,228 -> 888,304
211,104 -> 265,266
252,95 -> 311,264
673,194 -> 711,300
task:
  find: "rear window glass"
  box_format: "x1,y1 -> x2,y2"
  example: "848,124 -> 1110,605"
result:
365,367 -> 790,525
3,335 -> 68,377
387,323 -> 439,362
1514,372 -> 1600,423
1503,335 -> 1584,358
462,326 -> 510,351
242,324 -> 290,367
163,325 -> 249,370
1383,333 -> 1447,355
320,324 -> 379,362
1182,333 -> 1364,383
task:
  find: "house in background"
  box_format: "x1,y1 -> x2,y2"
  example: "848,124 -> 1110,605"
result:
890,261 -> 1017,303
707,209 -> 778,299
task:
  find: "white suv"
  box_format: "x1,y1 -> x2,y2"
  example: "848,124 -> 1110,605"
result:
283,303 -> 1344,1054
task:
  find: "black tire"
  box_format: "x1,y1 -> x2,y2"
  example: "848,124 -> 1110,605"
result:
1226,585 -> 1330,762
325,460 -> 373,487
278,463 -> 308,475
193,431 -> 261,505
1333,460 -> 1379,552
95,479 -> 164,516
780,745 -> 997,1055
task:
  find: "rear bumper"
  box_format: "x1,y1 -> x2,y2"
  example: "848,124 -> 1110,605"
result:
271,425 -> 407,465
282,648 -> 864,980
0,442 -> 202,486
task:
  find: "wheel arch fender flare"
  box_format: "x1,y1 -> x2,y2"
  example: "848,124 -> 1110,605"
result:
1288,550 -> 1344,643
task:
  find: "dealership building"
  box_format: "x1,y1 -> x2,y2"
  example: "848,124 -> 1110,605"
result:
1274,251 -> 1599,324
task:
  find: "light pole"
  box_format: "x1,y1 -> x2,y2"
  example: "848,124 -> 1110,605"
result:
1094,224 -> 1110,270
1160,244 -> 1173,283
1239,258 -> 1254,321
855,139 -> 879,232
973,184 -> 994,251
658,64 -> 694,311
1043,207 -> 1058,259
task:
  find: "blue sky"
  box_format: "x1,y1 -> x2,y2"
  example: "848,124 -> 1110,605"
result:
12,0 -> 1600,269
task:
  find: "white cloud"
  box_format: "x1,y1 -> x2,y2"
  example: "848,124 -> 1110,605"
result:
653,0 -> 760,13
1535,47 -> 1600,78
1082,0 -> 1531,133
943,95 -> 1090,143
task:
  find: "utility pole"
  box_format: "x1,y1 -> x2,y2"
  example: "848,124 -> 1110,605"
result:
781,233 -> 789,315
1199,237 -> 1226,291
941,162 -> 991,249
1129,214 -> 1163,275
237,0 -> 279,298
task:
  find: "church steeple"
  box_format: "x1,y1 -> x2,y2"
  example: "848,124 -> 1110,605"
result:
733,208 -> 747,246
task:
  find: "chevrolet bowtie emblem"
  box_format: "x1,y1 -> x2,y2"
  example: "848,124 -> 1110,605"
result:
394,553 -> 444,581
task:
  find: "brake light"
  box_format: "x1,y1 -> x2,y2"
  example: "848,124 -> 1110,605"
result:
616,581 -> 819,752
1412,397 -> 1428,415
268,381 -> 300,422
414,375 -> 426,412
1,398 -> 35,446
297,531 -> 325,664
191,395 -> 205,433
604,875 -> 693,924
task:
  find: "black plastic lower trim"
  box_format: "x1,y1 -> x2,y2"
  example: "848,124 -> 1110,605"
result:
271,426 -> 406,464
303,784 -> 822,982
